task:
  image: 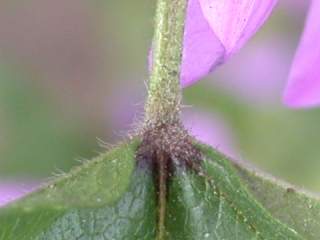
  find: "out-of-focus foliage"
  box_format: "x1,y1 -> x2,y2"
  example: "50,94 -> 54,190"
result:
0,0 -> 320,194
0,64 -> 97,178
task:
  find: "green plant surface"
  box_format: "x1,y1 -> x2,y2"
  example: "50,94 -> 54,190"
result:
235,162 -> 320,240
184,83 -> 320,192
201,146 -> 320,240
0,141 -> 156,239
1,140 -> 319,239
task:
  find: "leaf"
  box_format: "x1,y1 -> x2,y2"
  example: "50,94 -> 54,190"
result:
0,141 -> 156,239
202,147 -> 320,240
234,161 -> 320,240
165,144 -> 302,239
0,140 -> 318,239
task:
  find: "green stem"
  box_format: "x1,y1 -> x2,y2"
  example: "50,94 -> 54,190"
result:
145,0 -> 188,127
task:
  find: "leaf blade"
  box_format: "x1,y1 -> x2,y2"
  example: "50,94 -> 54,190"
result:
1,140 -> 319,239
0,141 -> 156,239
165,144 -> 303,239
235,162 -> 320,240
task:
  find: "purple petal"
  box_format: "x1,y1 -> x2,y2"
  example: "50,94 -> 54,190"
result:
283,0 -> 320,108
181,0 -> 225,87
182,109 -> 239,158
0,181 -> 39,207
199,0 -> 278,57
180,0 -> 278,87
212,37 -> 293,106
281,0 -> 310,16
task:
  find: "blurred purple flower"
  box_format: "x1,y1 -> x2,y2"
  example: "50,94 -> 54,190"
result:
212,37 -> 293,106
180,0 -> 278,87
182,110 -> 239,158
283,0 -> 320,108
0,181 -> 38,207
280,0 -> 309,16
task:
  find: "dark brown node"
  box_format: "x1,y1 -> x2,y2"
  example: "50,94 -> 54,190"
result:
286,187 -> 296,194
136,121 -> 202,172
136,120 -> 203,210
136,121 -> 203,238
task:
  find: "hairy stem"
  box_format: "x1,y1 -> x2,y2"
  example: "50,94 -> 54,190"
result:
145,0 -> 188,127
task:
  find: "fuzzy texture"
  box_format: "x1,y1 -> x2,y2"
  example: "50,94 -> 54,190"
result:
137,121 -> 202,240
145,0 -> 188,127
283,0 -> 320,108
138,122 -> 202,168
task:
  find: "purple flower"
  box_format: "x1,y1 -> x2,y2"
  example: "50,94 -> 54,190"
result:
0,181 -> 39,207
175,0 -> 320,108
212,37 -> 293,106
182,109 -> 239,158
180,0 -> 278,87
283,0 -> 320,108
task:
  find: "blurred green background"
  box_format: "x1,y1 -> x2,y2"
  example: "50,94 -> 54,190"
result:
1,0 -> 320,192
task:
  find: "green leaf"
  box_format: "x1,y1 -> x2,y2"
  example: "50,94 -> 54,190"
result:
0,141 -> 156,239
165,145 -> 302,239
0,140 -> 318,239
202,147 -> 320,240
234,161 -> 320,240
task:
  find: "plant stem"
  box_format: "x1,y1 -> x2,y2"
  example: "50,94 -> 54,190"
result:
145,0 -> 188,127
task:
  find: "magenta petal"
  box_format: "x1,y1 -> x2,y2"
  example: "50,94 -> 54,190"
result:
283,1 -> 320,108
181,0 -> 225,87
199,0 -> 278,57
0,181 -> 39,207
151,0 -> 277,87
213,37 -> 292,106
180,0 -> 277,87
182,110 -> 238,158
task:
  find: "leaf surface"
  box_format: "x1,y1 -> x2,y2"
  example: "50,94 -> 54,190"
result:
0,140 -> 319,239
165,145 -> 302,239
0,141 -> 156,239
235,161 -> 320,240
